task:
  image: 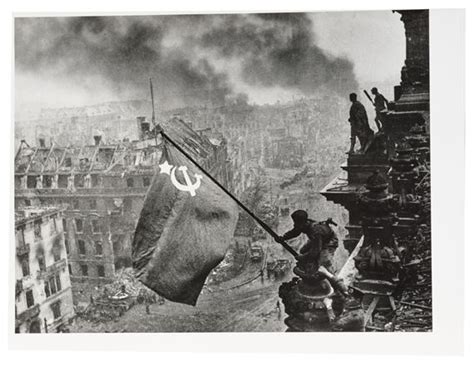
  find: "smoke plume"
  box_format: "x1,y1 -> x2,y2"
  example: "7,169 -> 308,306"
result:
199,13 -> 358,96
15,13 -> 358,111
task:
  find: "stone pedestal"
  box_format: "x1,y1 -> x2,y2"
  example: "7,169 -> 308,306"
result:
389,140 -> 423,237
279,271 -> 335,332
278,239 -> 353,333
352,172 -> 401,308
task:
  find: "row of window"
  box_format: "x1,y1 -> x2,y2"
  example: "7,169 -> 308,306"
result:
69,197 -> 134,211
19,246 -> 63,278
31,217 -> 58,240
51,301 -> 62,320
22,174 -> 151,189
73,217 -> 101,233
71,263 -> 105,278
44,274 -> 62,298
22,260 -> 105,288
25,289 -> 34,308
24,289 -> 62,322
126,176 -> 151,188
76,239 -> 103,256
22,197 -> 135,213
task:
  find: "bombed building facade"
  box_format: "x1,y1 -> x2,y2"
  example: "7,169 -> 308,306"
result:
15,117 -> 233,303
15,207 -> 74,333
15,101 -> 151,150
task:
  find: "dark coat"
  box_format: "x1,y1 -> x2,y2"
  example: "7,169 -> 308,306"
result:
349,101 -> 372,136
282,220 -> 338,261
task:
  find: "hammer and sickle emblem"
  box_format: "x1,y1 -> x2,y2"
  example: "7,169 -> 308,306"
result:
170,166 -> 203,197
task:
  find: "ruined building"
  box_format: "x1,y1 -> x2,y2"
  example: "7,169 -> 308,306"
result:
15,100 -> 151,149
15,117 -> 232,302
15,207 -> 74,333
266,136 -> 304,169
280,9 -> 431,331
321,9 -> 430,253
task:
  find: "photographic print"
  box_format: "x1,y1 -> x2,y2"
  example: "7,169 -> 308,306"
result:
13,10 -> 432,334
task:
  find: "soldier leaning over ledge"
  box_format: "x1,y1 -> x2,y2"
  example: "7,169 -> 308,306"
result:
277,210 -> 348,296
278,210 -> 337,273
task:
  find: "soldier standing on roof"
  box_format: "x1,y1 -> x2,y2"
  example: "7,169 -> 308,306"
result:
347,93 -> 374,154
370,87 -> 389,132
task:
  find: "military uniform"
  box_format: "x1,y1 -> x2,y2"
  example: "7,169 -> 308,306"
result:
373,93 -> 389,131
282,219 -> 338,273
349,100 -> 374,152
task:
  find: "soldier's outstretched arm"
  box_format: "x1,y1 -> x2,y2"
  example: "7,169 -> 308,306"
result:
281,228 -> 301,241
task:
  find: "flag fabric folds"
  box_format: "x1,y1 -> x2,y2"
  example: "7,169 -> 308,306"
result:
132,140 -> 239,306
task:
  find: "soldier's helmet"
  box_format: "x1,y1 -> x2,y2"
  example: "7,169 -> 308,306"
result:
290,210 -> 308,225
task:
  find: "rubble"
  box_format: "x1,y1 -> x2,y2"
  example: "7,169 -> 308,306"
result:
77,267 -> 161,323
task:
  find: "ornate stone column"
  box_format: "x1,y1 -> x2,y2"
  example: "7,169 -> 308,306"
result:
395,10 -> 429,95
389,139 -> 423,237
392,10 -> 430,111
405,124 -> 430,164
352,171 -> 401,310
279,262 -> 335,332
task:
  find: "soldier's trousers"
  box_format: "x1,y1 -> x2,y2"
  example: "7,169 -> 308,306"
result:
319,248 -> 336,274
374,111 -> 383,130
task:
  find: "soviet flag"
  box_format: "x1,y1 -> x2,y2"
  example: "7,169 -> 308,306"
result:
132,138 -> 239,306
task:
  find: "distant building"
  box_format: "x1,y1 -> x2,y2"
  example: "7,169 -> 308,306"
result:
14,117 -> 233,303
15,207 -> 74,333
15,100 -> 151,148
267,136 -> 304,169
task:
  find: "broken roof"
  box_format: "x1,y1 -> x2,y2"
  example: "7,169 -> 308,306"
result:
15,206 -> 64,227
15,117 -> 220,175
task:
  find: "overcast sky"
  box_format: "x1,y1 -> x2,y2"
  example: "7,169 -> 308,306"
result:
310,10 -> 405,88
15,10 -> 405,118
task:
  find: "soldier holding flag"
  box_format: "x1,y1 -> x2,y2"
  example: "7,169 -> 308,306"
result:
277,210 -> 337,273
133,80 -> 345,307
277,210 -> 348,296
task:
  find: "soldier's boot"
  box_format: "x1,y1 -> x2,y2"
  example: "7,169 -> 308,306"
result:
347,137 -> 356,154
358,136 -> 368,153
363,132 -> 375,153
375,117 -> 383,132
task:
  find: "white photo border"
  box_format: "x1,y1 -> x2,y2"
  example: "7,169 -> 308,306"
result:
6,6 -> 465,356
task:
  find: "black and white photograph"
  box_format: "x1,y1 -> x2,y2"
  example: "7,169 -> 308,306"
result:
11,6 -> 461,341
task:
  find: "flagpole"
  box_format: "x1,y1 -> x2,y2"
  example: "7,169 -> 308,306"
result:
150,78 -> 156,124
159,129 -> 299,258
149,78 -> 159,147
